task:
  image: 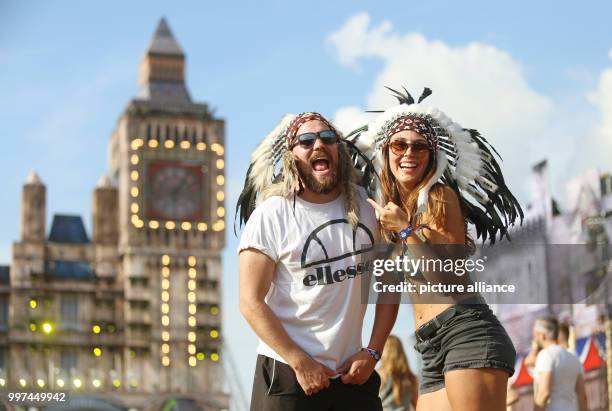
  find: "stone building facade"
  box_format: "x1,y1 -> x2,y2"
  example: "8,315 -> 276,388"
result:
0,18 -> 228,410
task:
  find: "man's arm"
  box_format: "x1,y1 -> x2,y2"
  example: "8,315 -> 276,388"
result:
533,371 -> 552,411
337,303 -> 399,384
575,373 -> 588,411
524,340 -> 540,368
239,248 -> 335,395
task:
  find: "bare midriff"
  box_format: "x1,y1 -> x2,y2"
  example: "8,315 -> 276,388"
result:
414,303 -> 455,329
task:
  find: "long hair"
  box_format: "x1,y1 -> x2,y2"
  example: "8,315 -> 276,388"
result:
379,335 -> 417,405
379,141 -> 473,247
261,141 -> 360,228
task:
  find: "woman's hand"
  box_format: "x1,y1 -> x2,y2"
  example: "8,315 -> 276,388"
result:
366,199 -> 409,233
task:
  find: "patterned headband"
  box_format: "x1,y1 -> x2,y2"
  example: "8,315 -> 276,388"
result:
385,116 -> 437,151
285,112 -> 337,148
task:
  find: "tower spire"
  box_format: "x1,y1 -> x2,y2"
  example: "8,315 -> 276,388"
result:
138,17 -> 191,102
146,17 -> 184,56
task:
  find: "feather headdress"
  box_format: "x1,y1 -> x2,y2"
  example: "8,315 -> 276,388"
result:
348,87 -> 523,244
235,112 -> 363,231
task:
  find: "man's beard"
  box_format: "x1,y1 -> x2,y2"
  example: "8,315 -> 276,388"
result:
296,158 -> 341,194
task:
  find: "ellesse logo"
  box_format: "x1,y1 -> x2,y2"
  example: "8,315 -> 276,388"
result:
301,219 -> 375,287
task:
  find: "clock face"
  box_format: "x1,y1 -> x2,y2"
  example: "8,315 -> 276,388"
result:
146,161 -> 204,221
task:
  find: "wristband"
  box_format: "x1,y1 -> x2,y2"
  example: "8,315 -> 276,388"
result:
361,347 -> 381,362
397,224 -> 429,240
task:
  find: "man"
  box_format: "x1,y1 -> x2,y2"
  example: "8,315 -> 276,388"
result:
525,321 -> 573,368
237,112 -> 398,411
532,316 -> 588,411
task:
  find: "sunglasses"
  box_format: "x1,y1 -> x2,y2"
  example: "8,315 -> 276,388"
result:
294,130 -> 339,148
388,140 -> 431,156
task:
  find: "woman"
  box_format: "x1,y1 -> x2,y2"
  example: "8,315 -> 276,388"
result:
378,335 -> 418,411
353,88 -> 522,411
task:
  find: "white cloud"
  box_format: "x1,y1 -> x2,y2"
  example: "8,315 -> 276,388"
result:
582,66 -> 612,175
327,12 -> 556,202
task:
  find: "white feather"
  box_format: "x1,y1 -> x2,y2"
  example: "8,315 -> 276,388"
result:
416,149 -> 448,215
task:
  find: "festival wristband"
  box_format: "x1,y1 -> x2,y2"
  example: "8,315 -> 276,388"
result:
397,224 -> 429,240
361,347 -> 381,362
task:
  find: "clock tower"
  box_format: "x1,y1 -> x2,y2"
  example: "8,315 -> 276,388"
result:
108,18 -> 225,397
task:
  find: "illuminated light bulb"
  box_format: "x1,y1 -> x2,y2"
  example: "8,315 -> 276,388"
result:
188,256 -> 196,267
41,322 -> 53,334
165,221 -> 176,230
162,356 -> 170,367
131,203 -> 139,213
216,191 -> 224,201
181,221 -> 192,230
131,154 -> 139,165
189,356 -> 197,367
196,142 -> 206,151
131,138 -> 144,150
216,175 -> 225,185
210,330 -> 219,339
217,207 -> 225,217
162,255 -> 170,265
148,139 -> 159,148
180,140 -> 191,149
216,159 -> 224,169
164,140 -> 175,149
149,220 -> 159,229
130,187 -> 139,197
197,222 -> 208,231
130,170 -> 139,181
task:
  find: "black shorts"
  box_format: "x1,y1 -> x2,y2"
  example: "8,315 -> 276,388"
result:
250,354 -> 383,411
414,302 -> 516,394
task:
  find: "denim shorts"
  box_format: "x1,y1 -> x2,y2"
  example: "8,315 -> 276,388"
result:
413,302 -> 516,394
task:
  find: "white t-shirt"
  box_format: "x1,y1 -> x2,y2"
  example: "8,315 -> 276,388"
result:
534,344 -> 583,411
238,187 -> 379,370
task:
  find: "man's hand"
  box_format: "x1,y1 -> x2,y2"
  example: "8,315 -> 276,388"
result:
336,350 -> 376,385
290,353 -> 336,395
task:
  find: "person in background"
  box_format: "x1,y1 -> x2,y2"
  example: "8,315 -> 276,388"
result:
525,321 -> 572,368
532,316 -> 588,411
378,335 -> 418,411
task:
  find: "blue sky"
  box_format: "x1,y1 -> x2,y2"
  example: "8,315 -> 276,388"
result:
2,0 -> 612,404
